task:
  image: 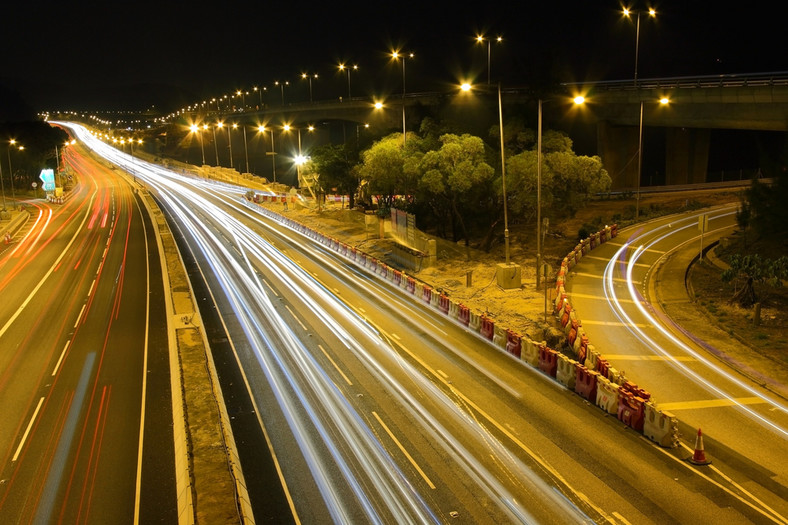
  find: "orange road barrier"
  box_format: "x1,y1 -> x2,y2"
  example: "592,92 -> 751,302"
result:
538,346 -> 558,377
574,334 -> 589,365
457,304 -> 470,326
505,330 -> 522,359
617,391 -> 646,432
480,315 -> 495,341
406,276 -> 416,294
438,293 -> 450,314
575,366 -> 599,401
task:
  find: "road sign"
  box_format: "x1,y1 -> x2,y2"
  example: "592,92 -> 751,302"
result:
39,169 -> 56,191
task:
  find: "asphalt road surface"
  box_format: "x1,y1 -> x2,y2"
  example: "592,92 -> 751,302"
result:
66,121 -> 788,524
0,142 -> 175,523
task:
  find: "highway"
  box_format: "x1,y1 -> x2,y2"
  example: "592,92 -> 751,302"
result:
567,205 -> 788,522
61,121 -> 787,524
0,141 -> 175,523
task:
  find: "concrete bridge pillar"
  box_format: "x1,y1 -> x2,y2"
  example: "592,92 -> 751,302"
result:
664,127 -> 710,185
598,121 -> 710,189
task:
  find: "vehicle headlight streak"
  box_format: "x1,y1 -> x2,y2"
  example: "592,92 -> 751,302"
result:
603,215 -> 788,439
59,122 -> 591,523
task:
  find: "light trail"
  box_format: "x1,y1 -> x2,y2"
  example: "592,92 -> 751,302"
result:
58,121 -> 596,523
601,211 -> 788,439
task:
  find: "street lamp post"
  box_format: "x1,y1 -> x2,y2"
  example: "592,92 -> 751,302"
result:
212,124 -> 219,166
391,51 -> 413,146
259,125 -> 277,183
236,90 -> 246,111
190,125 -> 205,165
460,82 -> 514,277
0,150 -> 6,211
476,34 -> 502,85
623,7 -> 657,87
536,96 -> 586,289
253,86 -> 264,108
236,123 -> 249,174
275,81 -> 289,105
301,73 -> 318,103
8,140 -> 21,208
636,96 -> 670,219
220,122 -> 233,168
338,63 -> 358,101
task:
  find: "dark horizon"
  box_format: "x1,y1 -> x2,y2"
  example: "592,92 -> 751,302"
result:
3,2 -> 786,116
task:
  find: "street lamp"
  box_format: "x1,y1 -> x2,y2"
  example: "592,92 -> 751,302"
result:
253,86 -> 264,108
475,34 -> 502,85
338,63 -> 358,101
623,7 -> 657,87
211,124 -> 220,166
636,96 -> 670,219
190,124 -> 205,165
234,90 -> 242,112
259,125 -> 277,183
274,81 -> 289,105
535,95 -> 586,288
283,123 -> 315,191
7,140 -> 22,208
234,123 -> 249,174
460,82 -> 512,266
391,51 -> 413,146
301,73 -> 318,103
218,121 -> 233,168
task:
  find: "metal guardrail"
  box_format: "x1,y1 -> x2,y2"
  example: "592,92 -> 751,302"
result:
567,72 -> 788,91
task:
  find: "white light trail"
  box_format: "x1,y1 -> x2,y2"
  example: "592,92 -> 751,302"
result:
57,122 -> 594,523
602,213 -> 788,439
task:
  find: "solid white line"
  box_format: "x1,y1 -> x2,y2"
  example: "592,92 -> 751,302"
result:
51,340 -> 71,376
13,397 -> 45,462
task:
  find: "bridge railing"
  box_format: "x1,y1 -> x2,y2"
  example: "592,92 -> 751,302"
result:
567,71 -> 788,91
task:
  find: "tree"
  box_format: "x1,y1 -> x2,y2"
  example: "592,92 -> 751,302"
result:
357,133 -> 422,209
503,131 -> 610,220
417,133 -> 494,244
722,254 -> 788,307
308,143 -> 360,208
745,171 -> 788,243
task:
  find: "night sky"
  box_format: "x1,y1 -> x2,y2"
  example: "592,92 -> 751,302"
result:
2,1 -> 786,114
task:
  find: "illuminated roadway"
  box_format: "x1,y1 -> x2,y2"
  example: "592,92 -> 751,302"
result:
566,205 -> 788,522
60,121 -> 787,524
0,140 -> 175,522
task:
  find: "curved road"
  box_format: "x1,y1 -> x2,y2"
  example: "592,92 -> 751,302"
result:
567,205 -> 788,522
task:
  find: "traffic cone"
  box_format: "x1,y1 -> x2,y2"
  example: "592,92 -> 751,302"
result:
688,428 -> 711,465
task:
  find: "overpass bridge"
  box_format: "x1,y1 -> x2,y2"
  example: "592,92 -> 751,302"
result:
179,72 -> 788,189
576,72 -> 788,188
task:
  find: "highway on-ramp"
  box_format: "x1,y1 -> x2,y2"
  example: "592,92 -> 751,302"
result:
566,205 -> 788,522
